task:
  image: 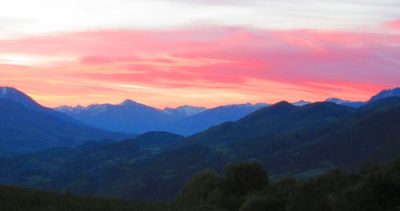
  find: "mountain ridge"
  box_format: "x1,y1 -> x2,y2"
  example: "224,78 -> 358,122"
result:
56,100 -> 268,135
369,87 -> 400,102
0,90 -> 130,153
0,87 -> 41,109
54,86 -> 400,135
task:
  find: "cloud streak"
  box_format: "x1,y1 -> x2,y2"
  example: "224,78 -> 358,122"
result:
385,19 -> 400,30
0,0 -> 399,38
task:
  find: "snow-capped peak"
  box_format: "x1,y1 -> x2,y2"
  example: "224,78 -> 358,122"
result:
163,105 -> 207,116
369,87 -> 400,102
292,100 -> 311,106
326,98 -> 352,104
177,105 -> 207,116
325,98 -> 365,108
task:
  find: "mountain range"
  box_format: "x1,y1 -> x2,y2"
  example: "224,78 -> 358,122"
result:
325,98 -> 365,108
1,86 -> 399,153
55,94 -> 377,136
56,101 -> 268,135
0,86 -> 399,201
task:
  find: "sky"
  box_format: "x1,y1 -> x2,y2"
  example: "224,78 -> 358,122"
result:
0,0 -> 399,108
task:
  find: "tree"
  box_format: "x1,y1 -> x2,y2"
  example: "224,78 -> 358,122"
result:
176,170 -> 222,207
224,162 -> 269,196
240,195 -> 286,211
333,163 -> 400,211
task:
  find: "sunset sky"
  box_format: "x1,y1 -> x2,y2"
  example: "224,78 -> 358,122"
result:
0,0 -> 399,108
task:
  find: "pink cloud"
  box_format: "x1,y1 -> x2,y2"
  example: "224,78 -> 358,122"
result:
385,19 -> 400,30
0,26 -> 398,107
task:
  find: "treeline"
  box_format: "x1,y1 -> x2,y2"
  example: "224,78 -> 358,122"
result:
176,161 -> 400,211
1,161 -> 399,211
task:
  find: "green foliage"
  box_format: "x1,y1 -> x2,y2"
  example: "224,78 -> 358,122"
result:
177,162 -> 269,211
176,170 -> 222,207
178,161 -> 400,211
333,163 -> 400,211
286,169 -> 350,211
239,195 -> 286,211
224,162 -> 268,196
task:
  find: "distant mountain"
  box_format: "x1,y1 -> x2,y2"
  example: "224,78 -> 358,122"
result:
56,99 -> 173,134
0,87 -> 128,153
166,103 -> 268,135
369,87 -> 400,102
0,87 -> 41,109
292,100 -> 311,106
0,87 -> 82,124
54,87 -> 400,135
189,101 -> 355,146
326,98 -> 365,108
131,131 -> 184,154
163,105 -> 207,117
57,102 -> 267,135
